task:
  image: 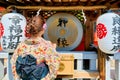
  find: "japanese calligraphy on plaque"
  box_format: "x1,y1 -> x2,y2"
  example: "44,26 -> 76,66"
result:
1,13 -> 26,53
44,13 -> 83,51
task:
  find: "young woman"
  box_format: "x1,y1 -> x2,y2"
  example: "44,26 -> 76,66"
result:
11,15 -> 60,80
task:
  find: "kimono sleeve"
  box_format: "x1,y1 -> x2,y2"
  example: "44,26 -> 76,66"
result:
10,42 -> 23,80
45,42 -> 60,79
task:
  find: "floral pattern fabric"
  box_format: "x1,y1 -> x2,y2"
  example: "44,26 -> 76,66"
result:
11,37 -> 60,80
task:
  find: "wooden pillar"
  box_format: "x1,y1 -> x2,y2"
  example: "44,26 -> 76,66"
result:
22,9 -> 28,17
84,10 -> 99,51
85,9 -> 107,80
84,11 -> 93,50
98,49 -> 106,80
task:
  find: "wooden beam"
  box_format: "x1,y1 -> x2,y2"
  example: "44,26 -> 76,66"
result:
110,0 -> 119,4
0,0 -> 9,7
15,5 -> 107,10
86,0 -> 94,6
57,70 -> 99,79
5,0 -> 17,4
73,70 -> 99,79
95,0 -> 105,5
0,0 -> 7,4
44,0 -> 52,2
34,0 -> 41,2
16,0 -> 24,3
80,0 -> 87,2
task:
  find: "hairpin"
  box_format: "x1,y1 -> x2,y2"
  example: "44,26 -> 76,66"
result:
36,8 -> 41,16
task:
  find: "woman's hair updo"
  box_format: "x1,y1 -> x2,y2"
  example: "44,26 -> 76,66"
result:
26,15 -> 45,36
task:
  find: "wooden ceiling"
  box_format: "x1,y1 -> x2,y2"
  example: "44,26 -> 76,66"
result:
0,0 -> 119,8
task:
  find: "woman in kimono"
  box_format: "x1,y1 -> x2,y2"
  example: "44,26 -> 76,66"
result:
11,15 -> 60,80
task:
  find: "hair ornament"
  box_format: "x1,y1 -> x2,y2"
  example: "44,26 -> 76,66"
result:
36,8 -> 41,16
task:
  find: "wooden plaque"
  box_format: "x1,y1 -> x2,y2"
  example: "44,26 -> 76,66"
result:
44,13 -> 83,51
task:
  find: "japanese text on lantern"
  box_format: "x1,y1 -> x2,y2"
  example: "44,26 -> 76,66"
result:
111,15 -> 120,51
2,16 -> 23,50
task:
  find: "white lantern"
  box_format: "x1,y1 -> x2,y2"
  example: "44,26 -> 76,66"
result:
1,13 -> 27,53
96,13 -> 120,54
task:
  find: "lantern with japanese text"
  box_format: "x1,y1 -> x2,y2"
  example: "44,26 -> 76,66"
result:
1,13 -> 27,53
96,13 -> 120,54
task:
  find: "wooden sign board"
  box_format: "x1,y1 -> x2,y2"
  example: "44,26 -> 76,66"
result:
44,13 -> 83,51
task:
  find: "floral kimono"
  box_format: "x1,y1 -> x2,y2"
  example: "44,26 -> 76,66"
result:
11,37 -> 60,80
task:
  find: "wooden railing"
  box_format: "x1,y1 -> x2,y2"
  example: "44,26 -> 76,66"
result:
0,51 -> 120,80
106,53 -> 120,80
0,52 -> 10,80
57,51 -> 99,80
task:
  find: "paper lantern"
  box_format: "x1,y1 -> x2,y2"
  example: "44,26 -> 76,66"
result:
1,13 -> 27,53
0,22 -> 4,38
96,13 -> 120,54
